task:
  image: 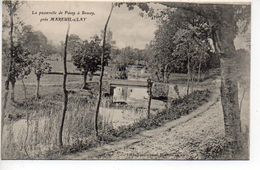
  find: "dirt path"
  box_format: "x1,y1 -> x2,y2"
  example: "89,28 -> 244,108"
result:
61,90 -> 223,160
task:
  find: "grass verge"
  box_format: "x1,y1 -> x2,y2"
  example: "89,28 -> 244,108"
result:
57,90 -> 211,157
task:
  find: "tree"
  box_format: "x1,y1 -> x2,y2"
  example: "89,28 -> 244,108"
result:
71,35 -> 102,89
2,0 -> 26,140
67,34 -> 82,55
12,42 -> 32,96
150,18 -> 178,82
19,26 -> 52,98
109,59 -> 128,80
29,52 -> 52,98
2,0 -> 25,102
161,3 -> 250,155
109,46 -> 145,79
143,44 -> 162,81
149,8 -> 211,83
59,23 -> 70,148
123,2 -> 250,156
20,26 -> 48,54
236,49 -> 250,114
2,39 -> 10,76
172,28 -> 210,93
94,3 -> 114,138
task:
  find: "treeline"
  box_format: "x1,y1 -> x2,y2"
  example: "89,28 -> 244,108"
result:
105,8 -> 223,83
2,1 -> 59,100
142,8 -> 221,83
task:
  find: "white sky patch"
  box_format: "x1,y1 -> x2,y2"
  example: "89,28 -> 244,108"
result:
16,1 -> 159,49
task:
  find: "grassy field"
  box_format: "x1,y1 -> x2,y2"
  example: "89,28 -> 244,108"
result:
1,73 -> 162,159
2,81 -> 97,159
1,70 -> 249,160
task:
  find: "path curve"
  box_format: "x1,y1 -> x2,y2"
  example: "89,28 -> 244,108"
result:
61,90 -> 221,160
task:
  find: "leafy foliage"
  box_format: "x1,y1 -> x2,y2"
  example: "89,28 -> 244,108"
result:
71,36 -> 102,74
144,8 -> 213,82
18,25 -> 53,78
67,34 -> 82,55
3,23 -> 54,80
70,35 -> 111,75
19,25 -> 48,54
30,52 -> 52,78
11,42 -> 32,80
2,0 -> 28,82
109,46 -> 145,79
199,136 -> 228,159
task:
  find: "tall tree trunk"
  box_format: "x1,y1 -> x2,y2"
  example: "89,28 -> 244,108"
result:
197,56 -> 202,83
94,4 -> 114,138
36,75 -> 40,99
89,71 -> 94,81
24,112 -> 30,158
10,80 -> 15,102
155,71 -> 160,82
21,79 -> 27,99
2,91 -> 8,138
2,0 -> 15,146
190,71 -> 193,93
191,64 -> 195,92
82,69 -> 88,89
4,0 -> 15,102
6,0 -> 15,90
163,64 -> 168,83
220,56 -> 241,153
212,16 -> 242,155
186,55 -> 190,95
147,79 -> 153,119
59,23 -> 70,148
161,69 -> 165,83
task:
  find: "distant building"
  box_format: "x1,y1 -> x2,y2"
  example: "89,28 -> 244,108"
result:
110,80 -> 149,103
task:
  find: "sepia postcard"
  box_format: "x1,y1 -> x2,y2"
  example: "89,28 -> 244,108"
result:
1,0 -> 251,161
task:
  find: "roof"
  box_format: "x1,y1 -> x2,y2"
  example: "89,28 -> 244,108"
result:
110,80 -> 149,88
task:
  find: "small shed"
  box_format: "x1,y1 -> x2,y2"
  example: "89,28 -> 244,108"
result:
109,80 -> 150,103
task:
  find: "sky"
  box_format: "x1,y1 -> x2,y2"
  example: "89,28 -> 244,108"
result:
16,1 -> 160,49
3,1 -> 249,50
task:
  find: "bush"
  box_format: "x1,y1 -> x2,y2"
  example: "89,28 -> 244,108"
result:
152,82 -> 169,99
198,136 -> 228,159
167,90 -> 210,117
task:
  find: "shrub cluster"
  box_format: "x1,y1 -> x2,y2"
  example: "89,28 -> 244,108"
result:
167,90 -> 210,118
198,136 -> 228,159
152,82 -> 169,100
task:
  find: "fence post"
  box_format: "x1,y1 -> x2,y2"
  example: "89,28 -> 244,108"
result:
147,78 -> 153,119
